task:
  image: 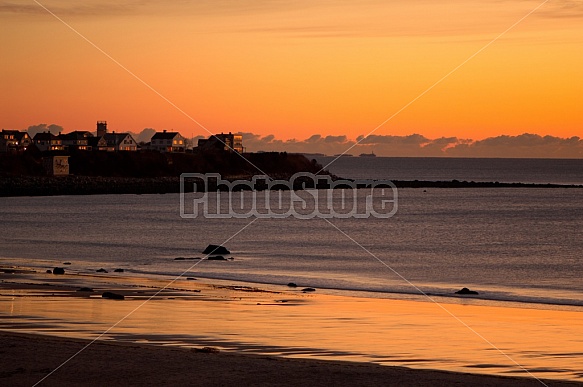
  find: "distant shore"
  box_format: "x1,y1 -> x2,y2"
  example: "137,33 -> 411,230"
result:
1,175 -> 582,197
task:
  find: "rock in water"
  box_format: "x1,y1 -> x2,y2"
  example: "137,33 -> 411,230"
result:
96,268 -> 108,273
455,287 -> 479,295
102,292 -> 124,300
287,283 -> 298,288
302,287 -> 316,292
203,244 -> 230,255
114,268 -> 124,273
53,267 -> 65,275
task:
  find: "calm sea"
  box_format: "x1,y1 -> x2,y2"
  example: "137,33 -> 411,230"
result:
314,156 -> 583,185
1,157 -> 582,310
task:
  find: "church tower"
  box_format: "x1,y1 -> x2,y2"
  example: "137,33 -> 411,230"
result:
97,121 -> 107,137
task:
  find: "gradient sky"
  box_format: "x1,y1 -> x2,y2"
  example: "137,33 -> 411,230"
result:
1,1 -> 582,149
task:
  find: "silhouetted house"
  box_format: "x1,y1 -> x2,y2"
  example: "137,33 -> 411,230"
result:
198,132 -> 243,153
15,131 -> 32,151
42,155 -> 69,176
59,131 -> 93,151
150,130 -> 185,152
103,132 -> 138,151
33,132 -> 64,152
88,136 -> 110,151
0,130 -> 18,152
0,130 -> 31,152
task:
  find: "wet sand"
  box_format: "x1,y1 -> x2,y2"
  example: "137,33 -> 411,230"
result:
1,266 -> 582,386
3,331 -> 582,387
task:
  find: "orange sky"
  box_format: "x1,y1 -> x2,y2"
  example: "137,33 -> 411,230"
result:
1,1 -> 582,142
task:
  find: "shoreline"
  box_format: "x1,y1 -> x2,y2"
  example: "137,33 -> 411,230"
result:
1,175 -> 582,197
3,259 -> 582,312
2,330 -> 581,387
2,266 -> 583,384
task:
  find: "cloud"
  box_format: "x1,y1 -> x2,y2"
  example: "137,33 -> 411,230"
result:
420,137 -> 463,154
324,135 -> 348,143
241,132 -> 583,158
538,0 -> 583,19
446,134 -> 583,158
241,132 -> 356,155
128,128 -> 156,143
3,1 -> 542,39
0,0 -> 305,17
27,123 -> 64,138
357,134 -> 429,145
0,1 -> 149,16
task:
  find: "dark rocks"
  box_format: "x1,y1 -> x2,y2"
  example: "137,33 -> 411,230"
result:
174,257 -> 200,261
63,262 -> 71,265
46,270 -> 52,274
455,287 -> 479,295
52,267 -> 65,275
301,287 -> 316,292
102,292 -> 124,300
96,268 -> 108,273
186,277 -> 196,281
207,256 -> 227,261
114,268 -> 124,273
203,245 -> 230,255
287,283 -> 298,288
174,257 -> 186,260
77,287 -> 94,292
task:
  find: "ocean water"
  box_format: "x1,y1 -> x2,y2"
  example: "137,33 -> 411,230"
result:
315,156 -> 583,185
2,157 -> 582,381
1,179 -> 582,310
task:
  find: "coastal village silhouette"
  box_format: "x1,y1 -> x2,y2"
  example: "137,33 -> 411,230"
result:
0,121 -> 244,176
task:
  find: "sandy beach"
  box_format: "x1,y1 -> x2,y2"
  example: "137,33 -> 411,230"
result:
1,266 -> 582,386
3,331 -> 582,387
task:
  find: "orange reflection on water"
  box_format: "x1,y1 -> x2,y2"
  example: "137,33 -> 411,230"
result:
1,286 -> 582,382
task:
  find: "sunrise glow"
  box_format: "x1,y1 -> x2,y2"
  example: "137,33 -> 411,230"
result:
1,1 -> 582,155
